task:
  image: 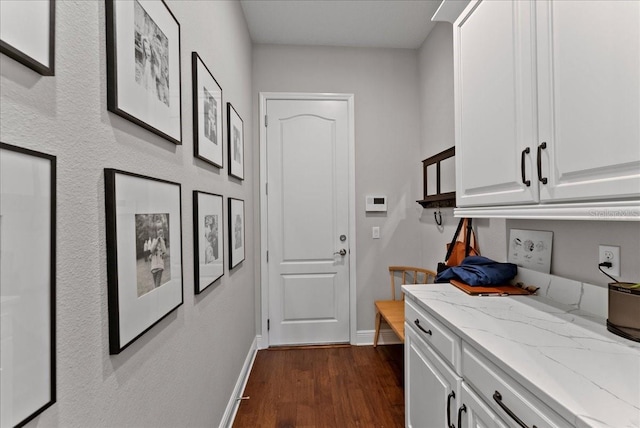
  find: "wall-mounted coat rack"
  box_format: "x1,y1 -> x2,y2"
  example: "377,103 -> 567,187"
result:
417,146 -> 456,209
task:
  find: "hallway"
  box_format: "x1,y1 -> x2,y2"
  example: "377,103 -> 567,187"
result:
233,345 -> 404,427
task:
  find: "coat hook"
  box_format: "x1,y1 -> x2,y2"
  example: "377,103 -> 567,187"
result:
434,208 -> 443,226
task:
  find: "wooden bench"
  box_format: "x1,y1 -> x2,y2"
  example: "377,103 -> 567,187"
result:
373,266 -> 436,347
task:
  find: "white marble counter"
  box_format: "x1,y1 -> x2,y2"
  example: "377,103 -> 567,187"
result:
402,283 -> 640,428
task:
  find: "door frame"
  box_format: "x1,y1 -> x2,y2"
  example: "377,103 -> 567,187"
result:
258,92 -> 356,349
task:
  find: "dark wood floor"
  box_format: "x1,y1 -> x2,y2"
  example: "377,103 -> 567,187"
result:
233,344 -> 405,428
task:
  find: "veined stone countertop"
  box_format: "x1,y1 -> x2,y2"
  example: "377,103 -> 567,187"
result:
402,283 -> 640,428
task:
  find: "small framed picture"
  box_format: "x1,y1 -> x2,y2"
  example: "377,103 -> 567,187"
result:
228,198 -> 245,269
192,52 -> 223,168
104,168 -> 183,354
105,0 -> 182,144
0,0 -> 55,75
1,143 -> 56,427
193,191 -> 224,293
227,103 -> 244,180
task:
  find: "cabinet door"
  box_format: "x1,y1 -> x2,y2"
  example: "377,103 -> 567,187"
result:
454,0 -> 538,207
536,0 -> 640,202
405,326 -> 461,428
458,382 -> 508,428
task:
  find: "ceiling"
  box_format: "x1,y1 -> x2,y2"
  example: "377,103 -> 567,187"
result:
240,0 -> 443,49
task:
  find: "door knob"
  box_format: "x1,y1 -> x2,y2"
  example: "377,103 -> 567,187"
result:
334,249 -> 347,256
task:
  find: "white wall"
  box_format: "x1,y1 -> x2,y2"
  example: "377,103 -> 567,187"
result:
418,23 -> 639,287
252,44 -> 423,332
0,1 -> 254,426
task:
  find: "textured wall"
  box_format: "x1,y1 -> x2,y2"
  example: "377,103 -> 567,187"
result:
0,1 -> 255,427
252,44 -> 423,332
417,22 -> 639,287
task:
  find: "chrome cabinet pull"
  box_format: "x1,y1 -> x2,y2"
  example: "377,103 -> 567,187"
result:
414,319 -> 432,336
493,391 -> 537,428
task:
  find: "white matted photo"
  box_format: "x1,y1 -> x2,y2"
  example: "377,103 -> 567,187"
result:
106,0 -> 182,144
0,0 -> 55,75
508,228 -> 553,273
227,103 -> 244,180
104,169 -> 183,354
192,52 -> 223,167
193,191 -> 224,293
0,143 -> 56,427
228,198 -> 245,269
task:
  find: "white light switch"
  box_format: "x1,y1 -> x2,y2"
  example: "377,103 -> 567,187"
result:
372,227 -> 380,239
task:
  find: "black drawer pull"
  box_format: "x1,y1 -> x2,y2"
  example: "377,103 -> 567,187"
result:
447,391 -> 456,428
493,391 -> 537,428
457,404 -> 466,428
414,319 -> 432,336
536,142 -> 548,184
521,147 -> 531,187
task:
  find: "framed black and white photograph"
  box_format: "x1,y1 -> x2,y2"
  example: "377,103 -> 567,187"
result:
227,103 -> 244,180
228,198 -> 245,269
0,143 -> 56,427
104,168 -> 183,354
106,0 -> 182,144
0,0 -> 55,75
193,191 -> 224,293
192,52 -> 223,167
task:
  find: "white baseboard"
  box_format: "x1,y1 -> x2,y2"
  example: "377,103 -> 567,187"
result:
219,336 -> 258,428
256,334 -> 267,350
355,329 -> 403,346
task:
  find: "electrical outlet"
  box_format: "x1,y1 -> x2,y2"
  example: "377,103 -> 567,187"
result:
599,245 -> 620,277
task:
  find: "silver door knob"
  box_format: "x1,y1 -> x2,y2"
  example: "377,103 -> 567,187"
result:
334,249 -> 347,256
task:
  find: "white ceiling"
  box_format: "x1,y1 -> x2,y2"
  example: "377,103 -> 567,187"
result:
240,0 -> 442,49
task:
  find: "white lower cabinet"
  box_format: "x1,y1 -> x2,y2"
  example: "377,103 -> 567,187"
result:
458,382 -> 508,428
405,326 -> 461,428
405,298 -> 573,428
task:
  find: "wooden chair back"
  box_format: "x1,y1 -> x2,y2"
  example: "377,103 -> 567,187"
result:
388,266 -> 436,301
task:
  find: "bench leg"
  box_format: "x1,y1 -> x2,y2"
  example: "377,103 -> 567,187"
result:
373,310 -> 381,348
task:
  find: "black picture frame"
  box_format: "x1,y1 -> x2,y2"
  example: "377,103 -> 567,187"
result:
227,103 -> 244,180
193,191 -> 224,294
192,52 -> 223,168
228,198 -> 245,269
105,0 -> 182,144
0,0 -> 55,75
0,142 -> 56,427
104,168 -> 183,354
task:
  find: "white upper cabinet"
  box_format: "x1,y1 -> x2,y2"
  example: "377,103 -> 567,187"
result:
536,0 -> 640,203
453,0 -> 640,219
455,0 -> 538,207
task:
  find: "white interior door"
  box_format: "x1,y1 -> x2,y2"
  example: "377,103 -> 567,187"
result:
265,98 -> 351,346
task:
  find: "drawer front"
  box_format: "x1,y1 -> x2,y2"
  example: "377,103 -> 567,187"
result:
462,344 -> 572,428
405,298 -> 461,370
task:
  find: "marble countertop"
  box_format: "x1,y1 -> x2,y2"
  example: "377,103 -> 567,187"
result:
402,283 -> 640,428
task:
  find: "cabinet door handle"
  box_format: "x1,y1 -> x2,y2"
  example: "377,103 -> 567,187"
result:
457,404 -> 467,428
521,147 -> 531,187
414,319 -> 432,336
493,391 -> 537,428
536,142 -> 548,184
447,391 -> 456,428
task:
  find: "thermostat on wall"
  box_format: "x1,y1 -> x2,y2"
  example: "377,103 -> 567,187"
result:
365,195 -> 387,212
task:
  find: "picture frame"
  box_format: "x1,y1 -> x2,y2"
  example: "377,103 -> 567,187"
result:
104,168 -> 183,354
228,198 -> 245,269
193,191 -> 224,293
0,0 -> 55,75
192,52 -> 223,168
0,142 -> 56,427
227,103 -> 244,180
105,0 -> 182,144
